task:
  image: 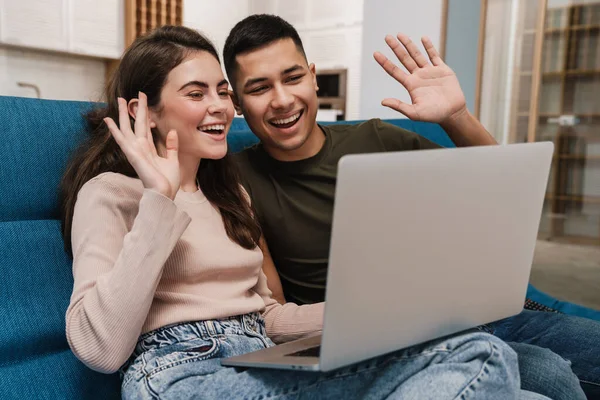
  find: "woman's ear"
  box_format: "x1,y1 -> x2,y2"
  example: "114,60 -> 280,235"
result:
128,97 -> 157,128
127,98 -> 139,121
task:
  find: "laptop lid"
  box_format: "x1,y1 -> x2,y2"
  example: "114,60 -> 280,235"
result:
319,142 -> 554,371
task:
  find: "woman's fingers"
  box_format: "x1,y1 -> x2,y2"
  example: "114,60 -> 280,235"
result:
134,92 -> 148,139
104,117 -> 128,152
165,130 -> 178,162
117,97 -> 134,139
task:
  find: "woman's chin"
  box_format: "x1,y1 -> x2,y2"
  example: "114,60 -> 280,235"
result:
200,146 -> 228,161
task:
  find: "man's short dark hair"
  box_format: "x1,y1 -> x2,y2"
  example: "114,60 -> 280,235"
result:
223,14 -> 307,91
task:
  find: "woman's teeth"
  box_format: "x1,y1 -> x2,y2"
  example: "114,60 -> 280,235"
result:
198,124 -> 225,134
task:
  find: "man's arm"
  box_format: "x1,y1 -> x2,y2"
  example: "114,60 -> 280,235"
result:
373,33 -> 497,147
440,108 -> 497,147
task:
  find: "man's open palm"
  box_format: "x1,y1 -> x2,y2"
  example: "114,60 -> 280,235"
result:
374,34 -> 467,124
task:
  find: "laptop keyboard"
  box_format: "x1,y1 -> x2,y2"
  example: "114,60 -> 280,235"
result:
285,346 -> 321,357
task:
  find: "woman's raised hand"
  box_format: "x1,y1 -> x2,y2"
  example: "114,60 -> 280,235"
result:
104,92 -> 181,200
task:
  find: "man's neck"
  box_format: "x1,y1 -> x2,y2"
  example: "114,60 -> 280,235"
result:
265,123 -> 326,162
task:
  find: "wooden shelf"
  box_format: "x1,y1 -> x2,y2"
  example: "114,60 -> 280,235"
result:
570,24 -> 600,31
555,155 -> 600,160
546,194 -> 600,204
542,71 -> 563,78
515,2 -> 600,246
565,69 -> 600,76
544,28 -> 566,34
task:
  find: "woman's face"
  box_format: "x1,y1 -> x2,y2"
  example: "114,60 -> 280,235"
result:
150,51 -> 235,161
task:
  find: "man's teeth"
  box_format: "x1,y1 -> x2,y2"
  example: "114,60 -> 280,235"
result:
272,113 -> 301,126
199,124 -> 225,132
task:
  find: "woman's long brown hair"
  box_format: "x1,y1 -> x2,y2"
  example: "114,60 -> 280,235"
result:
59,26 -> 261,256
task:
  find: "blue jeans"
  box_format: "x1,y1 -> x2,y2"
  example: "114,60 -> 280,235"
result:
485,310 -> 599,399
120,313 -> 545,400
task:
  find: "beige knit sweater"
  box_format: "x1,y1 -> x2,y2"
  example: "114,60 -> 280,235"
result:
65,172 -> 323,374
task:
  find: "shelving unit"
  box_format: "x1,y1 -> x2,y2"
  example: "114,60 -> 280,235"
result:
511,0 -> 600,246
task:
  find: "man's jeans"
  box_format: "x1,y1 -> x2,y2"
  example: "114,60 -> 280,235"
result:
485,310 -> 599,398
120,313 -> 543,399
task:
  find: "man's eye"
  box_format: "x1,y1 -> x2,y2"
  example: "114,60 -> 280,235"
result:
287,75 -> 302,82
250,86 -> 268,94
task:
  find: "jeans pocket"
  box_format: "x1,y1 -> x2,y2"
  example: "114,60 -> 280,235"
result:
145,337 -> 221,378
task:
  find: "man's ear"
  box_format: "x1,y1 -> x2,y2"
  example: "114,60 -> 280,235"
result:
230,90 -> 243,116
127,97 -> 157,128
309,63 -> 319,92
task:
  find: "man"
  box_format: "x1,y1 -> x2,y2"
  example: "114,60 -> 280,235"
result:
224,14 -> 597,398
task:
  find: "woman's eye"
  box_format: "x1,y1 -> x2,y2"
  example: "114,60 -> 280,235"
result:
219,91 -> 229,97
189,92 -> 204,99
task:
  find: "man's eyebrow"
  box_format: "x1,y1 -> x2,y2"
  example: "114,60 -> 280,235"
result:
283,65 -> 304,74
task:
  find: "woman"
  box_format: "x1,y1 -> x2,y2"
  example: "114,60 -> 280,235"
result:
59,25 -> 540,399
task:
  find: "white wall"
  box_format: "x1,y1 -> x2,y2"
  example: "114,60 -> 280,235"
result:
479,0 -> 518,144
183,0 -> 250,57
359,0 -> 443,120
444,0 -> 481,114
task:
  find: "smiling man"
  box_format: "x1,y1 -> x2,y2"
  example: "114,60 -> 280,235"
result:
224,14 -> 597,399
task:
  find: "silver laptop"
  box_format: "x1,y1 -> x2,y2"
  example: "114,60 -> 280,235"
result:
222,142 -> 554,372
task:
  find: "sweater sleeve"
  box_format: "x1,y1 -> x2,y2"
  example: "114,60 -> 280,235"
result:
65,177 -> 191,373
253,270 -> 324,344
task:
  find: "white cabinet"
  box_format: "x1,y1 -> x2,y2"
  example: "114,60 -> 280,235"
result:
0,0 -> 124,59
0,46 -> 105,101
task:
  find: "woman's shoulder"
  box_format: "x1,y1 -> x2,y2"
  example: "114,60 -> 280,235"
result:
77,172 -> 145,212
81,172 -> 144,196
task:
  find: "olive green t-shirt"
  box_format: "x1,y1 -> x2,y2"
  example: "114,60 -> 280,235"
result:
235,118 -> 441,305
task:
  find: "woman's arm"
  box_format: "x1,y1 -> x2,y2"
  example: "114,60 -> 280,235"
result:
66,178 -> 190,373
67,94 -> 189,374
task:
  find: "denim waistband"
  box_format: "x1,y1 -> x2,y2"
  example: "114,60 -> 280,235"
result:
130,313 -> 266,360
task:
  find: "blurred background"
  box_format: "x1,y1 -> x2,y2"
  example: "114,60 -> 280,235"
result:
0,0 -> 598,309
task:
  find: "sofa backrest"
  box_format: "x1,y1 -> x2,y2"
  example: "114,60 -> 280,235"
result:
0,95 -> 452,399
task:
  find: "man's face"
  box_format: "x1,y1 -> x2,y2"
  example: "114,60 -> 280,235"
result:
233,39 -> 320,160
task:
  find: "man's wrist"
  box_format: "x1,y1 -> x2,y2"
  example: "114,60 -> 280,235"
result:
440,106 -> 471,132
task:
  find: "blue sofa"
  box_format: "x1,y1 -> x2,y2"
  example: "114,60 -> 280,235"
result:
1,95 -> 598,399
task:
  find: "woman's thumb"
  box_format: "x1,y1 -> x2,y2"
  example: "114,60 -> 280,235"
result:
165,129 -> 178,160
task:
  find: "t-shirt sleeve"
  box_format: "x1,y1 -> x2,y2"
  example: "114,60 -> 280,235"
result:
372,119 -> 442,151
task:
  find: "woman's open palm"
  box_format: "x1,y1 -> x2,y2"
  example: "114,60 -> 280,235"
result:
104,92 -> 180,200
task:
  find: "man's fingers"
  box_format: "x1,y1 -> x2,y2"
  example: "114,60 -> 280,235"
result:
381,98 -> 416,119
373,51 -> 408,86
385,35 -> 418,73
165,129 -> 179,161
397,33 -> 429,68
422,36 -> 443,66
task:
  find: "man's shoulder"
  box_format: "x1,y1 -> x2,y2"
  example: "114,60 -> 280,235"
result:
234,144 -> 263,168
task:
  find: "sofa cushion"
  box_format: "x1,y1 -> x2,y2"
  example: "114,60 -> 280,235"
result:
0,219 -> 120,399
0,96 -> 95,222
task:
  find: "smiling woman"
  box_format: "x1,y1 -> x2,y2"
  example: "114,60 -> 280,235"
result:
59,26 -> 260,255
